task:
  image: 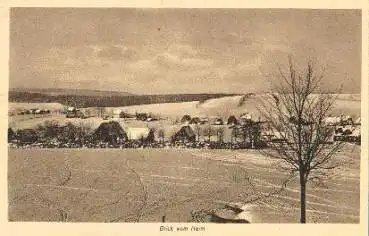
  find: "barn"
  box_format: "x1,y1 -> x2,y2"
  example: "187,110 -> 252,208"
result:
93,121 -> 128,145
171,125 -> 196,143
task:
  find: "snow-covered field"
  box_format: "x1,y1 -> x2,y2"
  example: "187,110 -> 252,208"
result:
7,94 -> 361,223
8,145 -> 360,223
8,94 -> 361,131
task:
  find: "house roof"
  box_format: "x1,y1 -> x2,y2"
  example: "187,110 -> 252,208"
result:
261,130 -> 287,139
93,121 -> 127,139
240,113 -> 252,120
324,117 -> 341,124
172,125 -> 196,140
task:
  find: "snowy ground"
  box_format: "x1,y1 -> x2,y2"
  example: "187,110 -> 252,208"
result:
8,145 -> 360,223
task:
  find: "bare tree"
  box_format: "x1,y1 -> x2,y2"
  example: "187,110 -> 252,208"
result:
158,128 -> 165,143
98,107 -> 104,118
216,127 -> 225,143
194,125 -> 201,142
231,126 -> 238,143
258,56 -> 344,223
203,125 -> 213,142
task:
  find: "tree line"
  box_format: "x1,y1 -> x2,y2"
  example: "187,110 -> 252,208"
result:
9,91 -> 240,108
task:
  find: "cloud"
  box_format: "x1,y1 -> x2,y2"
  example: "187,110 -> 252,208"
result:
152,44 -> 213,70
154,52 -> 213,70
167,44 -> 197,57
220,32 -> 254,45
97,45 -> 137,60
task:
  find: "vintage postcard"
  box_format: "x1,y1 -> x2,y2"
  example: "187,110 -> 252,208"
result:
1,1 -> 368,236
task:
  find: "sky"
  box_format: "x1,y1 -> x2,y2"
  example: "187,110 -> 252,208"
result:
9,8 -> 361,94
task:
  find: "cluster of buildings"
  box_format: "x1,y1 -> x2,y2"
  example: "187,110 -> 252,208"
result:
325,116 -> 361,143
10,106 -> 361,148
17,108 -> 51,115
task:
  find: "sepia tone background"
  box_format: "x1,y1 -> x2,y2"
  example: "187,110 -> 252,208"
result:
1,0 -> 368,236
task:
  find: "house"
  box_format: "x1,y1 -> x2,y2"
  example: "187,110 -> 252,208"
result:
335,124 -> 354,135
112,110 -> 135,119
199,117 -> 209,124
334,128 -> 361,143
334,125 -> 361,143
136,113 -> 148,121
56,123 -> 81,142
29,108 -> 38,114
42,109 -> 51,114
191,203 -> 250,223
239,113 -> 252,125
209,208 -> 250,223
324,117 -> 341,126
8,128 -> 15,142
65,107 -> 90,119
213,118 -> 224,125
171,125 -> 196,143
289,116 -> 313,126
350,128 -> 361,142
66,107 -> 77,118
125,127 -> 155,142
112,109 -> 122,118
93,121 -> 128,145
146,114 -> 159,122
66,106 -> 76,113
181,115 -> 192,124
261,130 -> 287,142
227,115 -> 238,126
189,117 -> 201,125
330,115 -> 353,126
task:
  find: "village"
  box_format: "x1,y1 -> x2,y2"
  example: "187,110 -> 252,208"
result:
7,7 -> 362,225
8,104 -> 361,149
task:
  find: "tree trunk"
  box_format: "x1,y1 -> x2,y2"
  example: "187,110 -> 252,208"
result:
300,175 -> 307,223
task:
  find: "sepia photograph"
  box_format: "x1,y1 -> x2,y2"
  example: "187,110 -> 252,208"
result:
7,8 -> 362,224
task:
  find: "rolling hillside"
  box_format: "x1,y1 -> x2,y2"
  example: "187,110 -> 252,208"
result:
106,93 -> 361,120
9,88 -> 135,97
8,93 -> 361,132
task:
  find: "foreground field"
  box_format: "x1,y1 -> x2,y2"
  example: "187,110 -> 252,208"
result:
8,146 -> 360,223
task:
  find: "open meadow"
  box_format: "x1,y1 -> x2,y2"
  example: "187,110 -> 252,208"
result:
8,145 -> 360,223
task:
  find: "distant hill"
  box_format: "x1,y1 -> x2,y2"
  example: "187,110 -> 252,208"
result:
9,88 -> 135,97
107,93 -> 361,120
8,89 -> 240,108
